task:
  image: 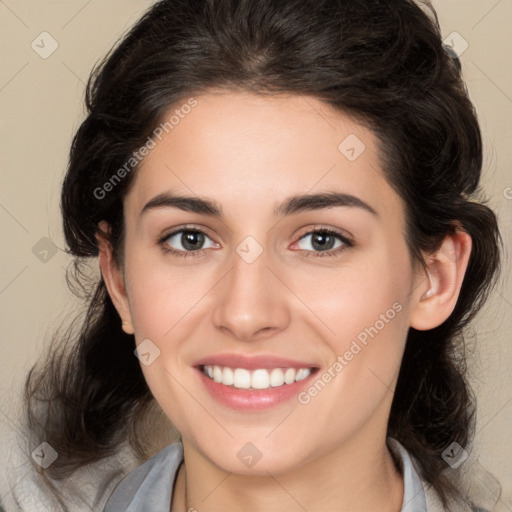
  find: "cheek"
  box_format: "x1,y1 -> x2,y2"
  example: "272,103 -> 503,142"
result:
293,276 -> 411,449
124,249 -> 215,338
290,248 -> 412,351
123,252 -> 211,427
290,245 -> 412,417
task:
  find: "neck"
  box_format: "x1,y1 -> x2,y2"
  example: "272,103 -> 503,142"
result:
172,433 -> 404,512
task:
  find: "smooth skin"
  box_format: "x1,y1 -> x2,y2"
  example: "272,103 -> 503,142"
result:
97,91 -> 471,511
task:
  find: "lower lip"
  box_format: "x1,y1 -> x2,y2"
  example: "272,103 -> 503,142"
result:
196,368 -> 317,411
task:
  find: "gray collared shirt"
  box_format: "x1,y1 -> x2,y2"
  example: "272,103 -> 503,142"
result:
103,438 -> 432,511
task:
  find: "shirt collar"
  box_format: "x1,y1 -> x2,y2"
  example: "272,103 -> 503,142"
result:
388,437 -> 428,511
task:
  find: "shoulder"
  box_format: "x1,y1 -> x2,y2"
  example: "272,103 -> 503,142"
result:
103,442 -> 184,512
388,438 -> 492,512
0,417 -> 140,512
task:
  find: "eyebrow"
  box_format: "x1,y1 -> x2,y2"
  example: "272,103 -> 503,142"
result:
140,191 -> 378,218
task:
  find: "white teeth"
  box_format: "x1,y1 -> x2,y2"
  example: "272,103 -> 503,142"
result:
203,365 -> 312,390
251,369 -> 270,389
284,368 -> 296,384
233,368 -> 251,389
213,366 -> 223,383
270,368 -> 285,387
222,367 -> 234,386
295,368 -> 310,382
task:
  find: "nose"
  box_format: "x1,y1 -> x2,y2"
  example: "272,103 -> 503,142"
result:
211,245 -> 291,342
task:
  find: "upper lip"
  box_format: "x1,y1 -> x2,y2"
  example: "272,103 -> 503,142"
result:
194,353 -> 319,370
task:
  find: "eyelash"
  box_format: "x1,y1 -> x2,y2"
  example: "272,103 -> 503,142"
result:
158,225 -> 354,259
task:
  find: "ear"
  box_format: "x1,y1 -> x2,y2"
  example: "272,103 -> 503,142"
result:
409,230 -> 472,331
96,221 -> 134,335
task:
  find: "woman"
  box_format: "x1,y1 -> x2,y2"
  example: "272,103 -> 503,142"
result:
19,0 -> 502,510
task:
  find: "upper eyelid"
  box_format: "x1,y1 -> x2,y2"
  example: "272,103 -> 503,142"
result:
161,224 -> 217,241
296,225 -> 353,242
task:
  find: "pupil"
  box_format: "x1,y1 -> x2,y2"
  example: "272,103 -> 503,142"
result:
182,231 -> 204,251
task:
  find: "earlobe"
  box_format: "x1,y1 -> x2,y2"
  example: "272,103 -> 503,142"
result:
410,231 -> 472,331
96,221 -> 135,335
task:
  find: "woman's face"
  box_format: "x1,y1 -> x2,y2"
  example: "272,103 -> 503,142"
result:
115,91 -> 425,474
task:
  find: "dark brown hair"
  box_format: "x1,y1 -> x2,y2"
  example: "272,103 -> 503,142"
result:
25,0 -> 501,507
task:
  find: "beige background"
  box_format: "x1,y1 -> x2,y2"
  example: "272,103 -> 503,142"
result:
0,0 -> 511,507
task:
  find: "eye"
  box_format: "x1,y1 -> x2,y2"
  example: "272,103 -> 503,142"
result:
159,226 -> 352,259
160,228 -> 219,257
292,228 -> 353,257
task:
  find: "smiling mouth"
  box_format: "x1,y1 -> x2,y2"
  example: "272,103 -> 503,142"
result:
201,365 -> 317,390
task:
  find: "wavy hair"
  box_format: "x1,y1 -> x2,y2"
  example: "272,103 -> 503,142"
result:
25,0 -> 501,507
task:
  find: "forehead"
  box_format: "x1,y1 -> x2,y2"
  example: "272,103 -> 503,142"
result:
124,91 -> 403,221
